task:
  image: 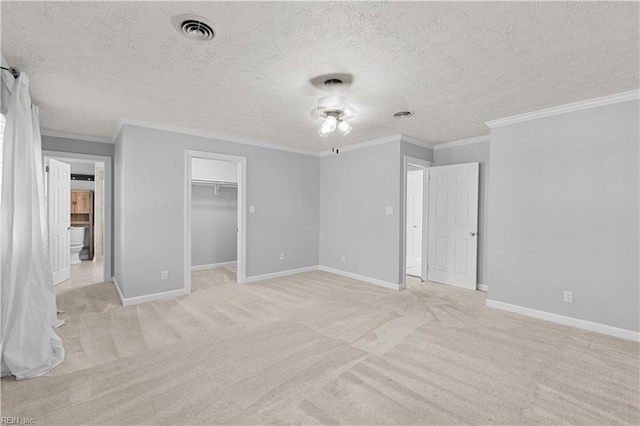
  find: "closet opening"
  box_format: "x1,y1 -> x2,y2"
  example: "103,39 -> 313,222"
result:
184,150 -> 246,292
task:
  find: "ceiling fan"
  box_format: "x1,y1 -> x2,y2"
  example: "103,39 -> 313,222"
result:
308,73 -> 412,145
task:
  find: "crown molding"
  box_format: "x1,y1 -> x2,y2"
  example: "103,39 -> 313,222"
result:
399,133 -> 435,150
433,135 -> 490,151
485,90 -> 640,129
317,133 -> 434,157
41,129 -> 113,144
113,118 -> 319,157
112,119 -> 435,158
318,134 -> 402,157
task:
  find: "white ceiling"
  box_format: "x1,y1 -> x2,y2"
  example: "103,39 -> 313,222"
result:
2,1 -> 638,151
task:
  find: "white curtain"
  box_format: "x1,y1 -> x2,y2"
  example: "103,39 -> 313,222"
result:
1,73 -> 65,379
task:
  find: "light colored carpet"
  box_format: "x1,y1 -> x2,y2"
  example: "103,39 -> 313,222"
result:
1,267 -> 638,425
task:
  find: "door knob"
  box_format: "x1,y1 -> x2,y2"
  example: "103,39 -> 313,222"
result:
469,232 -> 477,236
413,225 -> 418,228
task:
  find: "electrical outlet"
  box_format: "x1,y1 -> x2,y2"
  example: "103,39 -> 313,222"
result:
385,206 -> 393,215
280,252 -> 285,260
341,255 -> 346,263
161,271 -> 168,280
249,205 -> 255,214
563,291 -> 573,303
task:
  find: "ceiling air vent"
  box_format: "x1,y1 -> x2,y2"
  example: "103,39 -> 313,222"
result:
172,15 -> 216,41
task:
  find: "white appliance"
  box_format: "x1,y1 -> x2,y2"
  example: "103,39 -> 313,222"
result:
69,226 -> 85,265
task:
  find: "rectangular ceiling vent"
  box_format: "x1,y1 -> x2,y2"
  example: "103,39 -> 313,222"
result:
71,174 -> 94,181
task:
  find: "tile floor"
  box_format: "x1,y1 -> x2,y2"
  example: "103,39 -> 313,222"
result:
59,259 -> 105,291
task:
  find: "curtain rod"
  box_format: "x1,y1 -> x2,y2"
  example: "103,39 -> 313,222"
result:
1,66 -> 20,79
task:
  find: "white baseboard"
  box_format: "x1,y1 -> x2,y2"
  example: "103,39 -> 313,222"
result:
122,288 -> 189,306
319,266 -> 403,291
477,283 -> 488,292
486,299 -> 640,342
111,276 -> 188,306
244,265 -> 320,283
191,261 -> 236,271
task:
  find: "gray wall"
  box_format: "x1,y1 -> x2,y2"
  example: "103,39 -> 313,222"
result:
70,180 -> 95,191
115,124 -> 320,299
68,160 -> 96,191
434,140 -> 489,285
487,100 -> 639,332
320,141 -> 402,284
41,135 -> 114,157
401,141 -> 434,163
68,161 -> 95,175
191,185 -> 237,267
113,130 -> 125,289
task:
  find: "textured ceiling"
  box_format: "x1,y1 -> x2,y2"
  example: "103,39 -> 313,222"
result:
2,1 -> 638,151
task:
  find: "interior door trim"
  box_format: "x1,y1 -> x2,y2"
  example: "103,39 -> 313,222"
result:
401,155 -> 432,289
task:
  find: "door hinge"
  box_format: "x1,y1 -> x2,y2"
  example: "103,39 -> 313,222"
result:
45,165 -> 49,172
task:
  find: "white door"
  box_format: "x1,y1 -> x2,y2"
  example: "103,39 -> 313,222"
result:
47,158 -> 71,285
427,163 -> 479,289
406,169 -> 423,276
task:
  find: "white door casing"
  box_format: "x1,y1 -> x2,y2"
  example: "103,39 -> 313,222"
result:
47,158 -> 71,285
406,169 -> 423,275
402,156 -> 431,287
427,162 -> 479,290
43,151 -> 112,284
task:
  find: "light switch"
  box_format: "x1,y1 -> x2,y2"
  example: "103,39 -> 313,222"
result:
249,205 -> 255,214
385,206 -> 393,215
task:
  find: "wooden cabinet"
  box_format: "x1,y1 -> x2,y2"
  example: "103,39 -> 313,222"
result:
70,190 -> 94,261
71,190 -> 92,213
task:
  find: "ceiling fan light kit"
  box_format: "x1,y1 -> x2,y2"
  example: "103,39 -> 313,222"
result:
337,119 -> 352,136
314,94 -> 355,138
310,74 -> 412,142
317,113 -> 353,138
318,114 -> 338,136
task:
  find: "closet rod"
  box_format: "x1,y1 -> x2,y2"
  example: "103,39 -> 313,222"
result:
1,66 -> 20,79
191,179 -> 238,187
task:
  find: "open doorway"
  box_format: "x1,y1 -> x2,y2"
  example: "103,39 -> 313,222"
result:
43,151 -> 111,290
402,156 -> 431,288
406,166 -> 424,277
184,150 -> 246,293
